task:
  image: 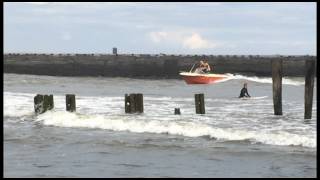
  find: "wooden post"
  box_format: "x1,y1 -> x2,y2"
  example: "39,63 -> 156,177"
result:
195,93 -> 205,114
195,94 -> 200,114
272,59 -> 283,115
66,94 -> 76,112
174,108 -> 181,115
199,93 -> 205,114
34,94 -> 53,114
129,94 -> 136,113
304,60 -> 315,119
125,94 -> 131,113
43,95 -> 50,111
135,93 -> 143,113
125,93 -> 144,113
34,94 -> 44,114
48,94 -> 54,110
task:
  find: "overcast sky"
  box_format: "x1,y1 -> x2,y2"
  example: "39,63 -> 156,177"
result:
4,2 -> 316,55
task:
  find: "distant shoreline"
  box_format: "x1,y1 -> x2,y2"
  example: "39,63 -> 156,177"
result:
4,53 -> 316,78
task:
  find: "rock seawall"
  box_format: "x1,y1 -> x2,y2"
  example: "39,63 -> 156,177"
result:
4,53 -> 316,78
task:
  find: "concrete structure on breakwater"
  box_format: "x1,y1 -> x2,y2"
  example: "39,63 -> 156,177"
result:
4,53 -> 316,78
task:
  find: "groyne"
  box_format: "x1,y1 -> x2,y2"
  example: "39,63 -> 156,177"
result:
4,53 -> 316,78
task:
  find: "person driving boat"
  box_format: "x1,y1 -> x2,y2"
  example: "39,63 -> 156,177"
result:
194,60 -> 211,74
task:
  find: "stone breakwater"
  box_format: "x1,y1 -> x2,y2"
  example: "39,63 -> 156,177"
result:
4,54 -> 316,78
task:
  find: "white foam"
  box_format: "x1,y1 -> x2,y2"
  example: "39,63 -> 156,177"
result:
240,96 -> 268,100
35,111 -> 316,148
4,91 -> 316,148
229,74 -> 305,86
4,92 -> 34,117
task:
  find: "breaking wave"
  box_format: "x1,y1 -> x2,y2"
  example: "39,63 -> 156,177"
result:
4,91 -> 316,148
34,111 -> 316,148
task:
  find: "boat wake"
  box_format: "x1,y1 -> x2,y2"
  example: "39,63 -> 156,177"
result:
224,74 -> 305,86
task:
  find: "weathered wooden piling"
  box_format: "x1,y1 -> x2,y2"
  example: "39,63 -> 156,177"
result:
174,108 -> 181,115
272,59 -> 283,115
125,93 -> 144,113
66,94 -> 76,112
195,93 -> 205,114
135,93 -> 144,113
34,94 -> 44,114
48,94 -> 54,110
43,95 -> 50,111
34,94 -> 54,114
129,94 -> 136,113
304,60 -> 316,119
125,94 -> 131,113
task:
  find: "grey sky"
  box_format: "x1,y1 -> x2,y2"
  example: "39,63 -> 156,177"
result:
4,2 -> 316,55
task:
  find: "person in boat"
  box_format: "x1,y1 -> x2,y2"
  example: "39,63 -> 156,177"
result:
202,60 -> 211,73
194,60 -> 204,73
239,83 -> 251,98
195,60 -> 211,74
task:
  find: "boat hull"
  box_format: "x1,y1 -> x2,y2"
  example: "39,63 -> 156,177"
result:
179,72 -> 229,84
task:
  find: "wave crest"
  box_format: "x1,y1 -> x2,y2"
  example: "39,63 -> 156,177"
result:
35,111 -> 316,148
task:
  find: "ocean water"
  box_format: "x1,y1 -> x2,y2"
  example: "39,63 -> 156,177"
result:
4,73 -> 317,178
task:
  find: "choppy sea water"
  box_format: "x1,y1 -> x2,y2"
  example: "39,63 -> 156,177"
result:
4,73 -> 317,178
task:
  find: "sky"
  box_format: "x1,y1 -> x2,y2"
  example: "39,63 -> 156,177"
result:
4,2 -> 317,55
